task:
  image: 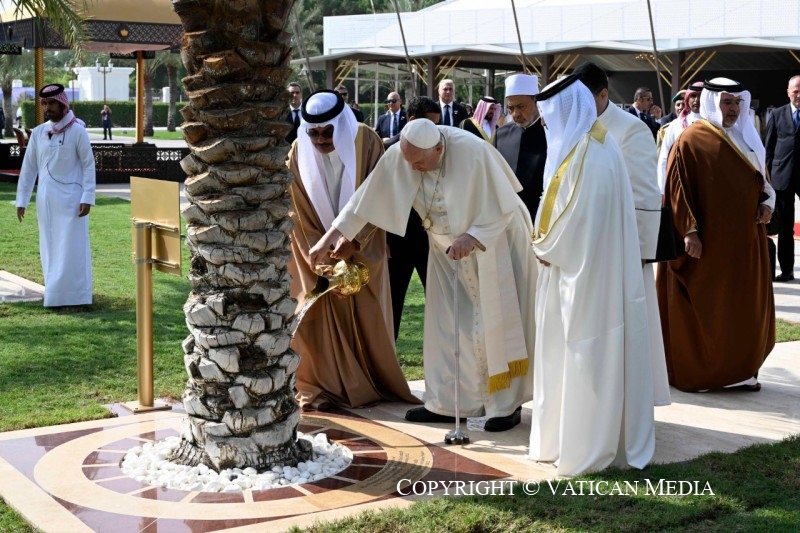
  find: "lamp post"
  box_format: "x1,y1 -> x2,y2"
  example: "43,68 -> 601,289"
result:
63,62 -> 77,102
96,58 -> 113,104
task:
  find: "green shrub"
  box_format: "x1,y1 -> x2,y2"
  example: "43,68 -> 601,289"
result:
20,101 -> 188,128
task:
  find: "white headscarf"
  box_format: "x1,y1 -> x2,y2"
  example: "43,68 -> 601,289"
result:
536,75 -> 597,185
297,90 -> 359,229
700,77 -> 765,174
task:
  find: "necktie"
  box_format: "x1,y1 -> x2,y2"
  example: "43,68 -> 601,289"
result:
640,112 -> 648,123
794,109 -> 800,130
391,112 -> 398,136
443,104 -> 451,126
293,109 -> 300,127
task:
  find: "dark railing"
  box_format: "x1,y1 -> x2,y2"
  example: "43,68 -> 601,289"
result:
0,142 -> 189,184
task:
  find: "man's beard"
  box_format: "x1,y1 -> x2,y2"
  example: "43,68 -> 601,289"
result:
45,111 -> 64,122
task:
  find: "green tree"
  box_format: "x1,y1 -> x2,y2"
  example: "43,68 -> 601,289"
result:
169,0 -> 312,471
0,54 -> 25,137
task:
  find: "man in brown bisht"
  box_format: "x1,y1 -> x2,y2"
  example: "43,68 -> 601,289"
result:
287,89 -> 420,410
658,77 -> 775,392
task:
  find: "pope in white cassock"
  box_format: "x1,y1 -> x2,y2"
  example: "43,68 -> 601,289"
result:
529,74 -> 655,476
16,84 -> 95,307
309,119 -> 538,433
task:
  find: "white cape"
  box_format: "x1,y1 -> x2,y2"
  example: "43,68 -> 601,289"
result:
530,125 -> 655,476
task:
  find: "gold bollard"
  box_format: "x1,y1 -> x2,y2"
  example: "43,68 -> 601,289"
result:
122,221 -> 170,413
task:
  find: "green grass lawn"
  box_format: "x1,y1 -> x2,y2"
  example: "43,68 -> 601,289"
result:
0,181 -> 797,532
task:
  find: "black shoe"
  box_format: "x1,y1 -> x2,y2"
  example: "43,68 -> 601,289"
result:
405,406 -> 465,423
484,406 -> 522,432
775,273 -> 794,282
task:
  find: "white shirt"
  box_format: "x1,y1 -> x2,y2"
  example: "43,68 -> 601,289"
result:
322,150 -> 345,215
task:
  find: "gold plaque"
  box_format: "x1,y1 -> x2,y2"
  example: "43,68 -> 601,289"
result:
130,176 -> 182,276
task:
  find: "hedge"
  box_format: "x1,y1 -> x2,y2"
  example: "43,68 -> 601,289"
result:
20,101 -> 188,129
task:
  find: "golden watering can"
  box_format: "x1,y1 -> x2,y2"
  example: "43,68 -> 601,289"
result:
290,260 -> 370,336
306,259 -> 370,299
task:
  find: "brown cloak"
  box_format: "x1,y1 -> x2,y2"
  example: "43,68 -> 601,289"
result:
287,123 -> 420,409
657,120 -> 775,391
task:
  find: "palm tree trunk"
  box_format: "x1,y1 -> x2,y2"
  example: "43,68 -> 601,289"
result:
1,82 -> 12,138
170,0 -> 309,471
167,63 -> 178,132
143,73 -> 155,137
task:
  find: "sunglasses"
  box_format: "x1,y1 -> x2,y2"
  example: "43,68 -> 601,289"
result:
307,128 -> 334,139
385,99 -> 398,104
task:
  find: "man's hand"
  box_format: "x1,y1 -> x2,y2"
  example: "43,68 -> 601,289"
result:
78,203 -> 91,217
756,204 -> 772,225
329,236 -> 357,261
16,207 -> 25,222
447,233 -> 481,260
684,232 -> 702,259
309,228 -> 345,270
650,105 -> 663,120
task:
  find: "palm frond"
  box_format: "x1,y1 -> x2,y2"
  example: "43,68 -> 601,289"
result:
10,0 -> 89,51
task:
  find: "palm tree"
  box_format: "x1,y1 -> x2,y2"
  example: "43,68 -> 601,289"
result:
8,0 -> 88,49
169,0 -> 312,471
142,56 -> 158,137
0,54 -> 25,137
163,54 -> 181,132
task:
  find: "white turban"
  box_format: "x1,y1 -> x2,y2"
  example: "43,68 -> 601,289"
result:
536,75 -> 596,187
700,77 -> 765,174
297,90 -> 359,229
401,118 -> 441,149
505,74 -> 539,98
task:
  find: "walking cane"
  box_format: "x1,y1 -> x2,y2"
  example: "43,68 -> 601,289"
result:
445,255 -> 469,445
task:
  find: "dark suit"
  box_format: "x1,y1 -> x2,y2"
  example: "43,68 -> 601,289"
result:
375,109 -> 407,140
628,106 -> 659,138
494,120 -> 547,217
382,114 -> 427,338
438,101 -> 467,127
765,103 -> 800,277
284,107 -> 301,143
349,104 -> 364,123
387,211 -> 428,340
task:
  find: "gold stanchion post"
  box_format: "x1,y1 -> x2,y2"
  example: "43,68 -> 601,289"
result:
122,221 -> 170,413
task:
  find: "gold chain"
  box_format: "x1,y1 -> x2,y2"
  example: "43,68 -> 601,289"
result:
420,136 -> 446,230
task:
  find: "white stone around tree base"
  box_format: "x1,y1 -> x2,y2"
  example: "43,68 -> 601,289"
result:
120,432 -> 352,492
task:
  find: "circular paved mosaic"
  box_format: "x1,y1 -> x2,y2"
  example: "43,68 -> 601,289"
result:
33,413 -> 434,522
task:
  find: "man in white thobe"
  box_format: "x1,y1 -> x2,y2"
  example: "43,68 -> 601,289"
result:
16,84 -> 95,307
574,62 -> 670,407
309,119 -> 538,432
530,74 -> 655,476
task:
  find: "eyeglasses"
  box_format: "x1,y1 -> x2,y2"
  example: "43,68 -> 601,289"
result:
385,99 -> 398,104
307,128 -> 334,139
641,96 -> 653,101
